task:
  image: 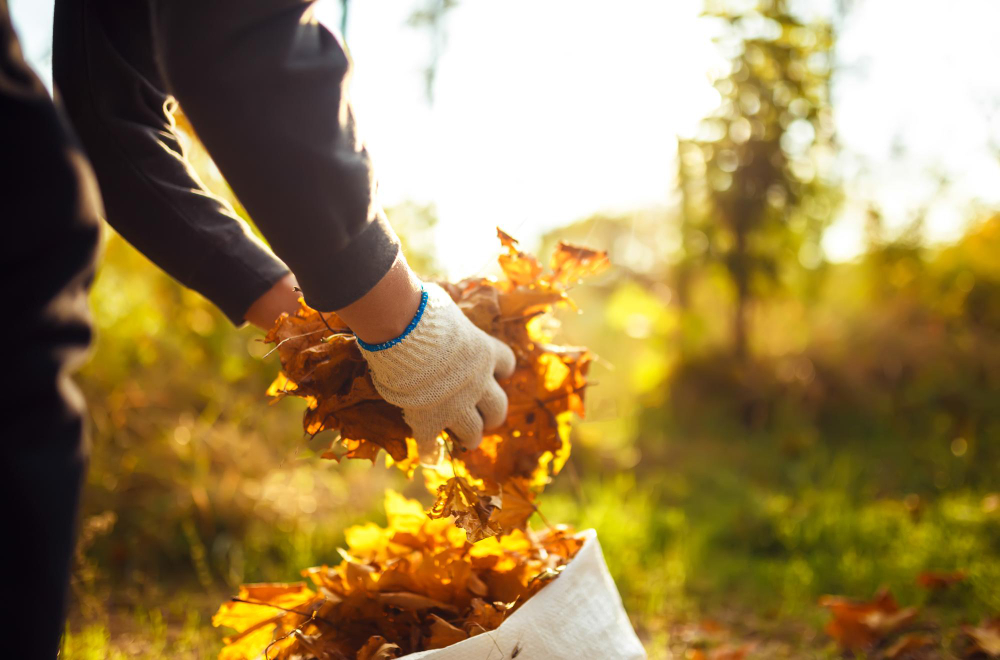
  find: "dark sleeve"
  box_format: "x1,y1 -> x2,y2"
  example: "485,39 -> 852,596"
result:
1,3 -> 99,655
52,0 -> 292,325
150,0 -> 401,313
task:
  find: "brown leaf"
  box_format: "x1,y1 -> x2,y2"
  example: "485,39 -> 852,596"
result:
447,279 -> 501,333
215,492 -> 584,659
963,618 -> 1000,658
231,230 -> 606,658
499,252 -> 543,288
489,479 -> 538,531
428,476 -> 502,543
882,633 -> 936,659
496,227 -> 519,250
915,570 -> 966,590
689,643 -> 756,660
357,636 -> 401,660
425,614 -> 468,650
819,588 -> 919,651
213,583 -> 326,660
377,592 -> 458,613
464,598 -> 508,635
549,241 -> 610,285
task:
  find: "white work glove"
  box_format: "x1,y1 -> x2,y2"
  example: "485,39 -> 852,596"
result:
357,283 -> 516,464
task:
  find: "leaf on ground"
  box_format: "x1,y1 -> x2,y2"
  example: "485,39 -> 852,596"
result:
819,588 -> 919,651
882,633 -> 936,659
915,570 -> 966,590
963,618 -> 1000,658
688,643 -> 755,660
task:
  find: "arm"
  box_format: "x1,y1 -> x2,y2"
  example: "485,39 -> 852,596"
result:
149,1 -> 515,457
53,0 -> 292,325
150,0 -> 401,315
67,0 -> 512,454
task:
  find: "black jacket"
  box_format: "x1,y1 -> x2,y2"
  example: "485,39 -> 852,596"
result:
53,0 -> 400,324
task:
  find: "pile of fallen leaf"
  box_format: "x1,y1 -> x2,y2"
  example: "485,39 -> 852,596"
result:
213,230 -> 609,659
213,491 -> 584,660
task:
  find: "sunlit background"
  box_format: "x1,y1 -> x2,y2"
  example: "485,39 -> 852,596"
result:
8,1 -> 1000,658
11,0 -> 1000,274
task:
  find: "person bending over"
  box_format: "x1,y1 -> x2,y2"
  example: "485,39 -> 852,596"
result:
0,1 -> 512,656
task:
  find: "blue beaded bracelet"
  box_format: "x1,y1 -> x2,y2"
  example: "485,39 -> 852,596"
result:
355,286 -> 429,352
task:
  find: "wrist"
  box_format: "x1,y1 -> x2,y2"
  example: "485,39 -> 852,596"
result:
355,286 -> 428,351
245,273 -> 301,330
335,255 -> 423,344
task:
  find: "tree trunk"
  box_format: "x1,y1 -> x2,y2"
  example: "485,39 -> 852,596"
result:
733,227 -> 748,359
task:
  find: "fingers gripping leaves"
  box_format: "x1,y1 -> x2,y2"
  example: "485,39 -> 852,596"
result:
262,230 -> 609,542
358,283 -> 517,462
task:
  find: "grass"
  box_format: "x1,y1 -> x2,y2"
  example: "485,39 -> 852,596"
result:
64,604 -> 221,659
63,459 -> 998,659
538,443 -> 1000,659
61,233 -> 999,658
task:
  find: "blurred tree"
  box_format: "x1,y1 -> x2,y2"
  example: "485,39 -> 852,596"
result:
677,0 -> 839,358
407,0 -> 459,101
340,0 -> 349,38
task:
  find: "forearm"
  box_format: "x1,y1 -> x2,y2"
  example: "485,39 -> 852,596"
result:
246,258 -> 423,340
54,0 -> 291,325
335,255 -> 423,343
153,0 -> 400,314
244,273 -> 302,331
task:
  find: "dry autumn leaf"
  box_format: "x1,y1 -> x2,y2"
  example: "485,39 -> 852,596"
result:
261,229 -> 607,542
425,614 -> 467,650
819,588 -> 919,652
357,636 -> 401,660
882,633 -> 936,659
688,644 -> 755,660
213,491 -> 584,659
916,570 -> 967,590
427,475 -> 502,543
215,232 -> 605,659
963,618 -> 1000,658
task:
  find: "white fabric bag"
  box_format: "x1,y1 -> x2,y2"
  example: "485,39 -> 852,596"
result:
401,529 -> 647,660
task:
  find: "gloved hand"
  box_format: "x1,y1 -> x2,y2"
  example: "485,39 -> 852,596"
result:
357,283 -> 516,464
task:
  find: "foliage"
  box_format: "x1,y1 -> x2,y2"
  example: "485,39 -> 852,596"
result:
262,229 -> 607,542
677,0 -> 839,355
819,588 -> 918,653
213,492 -> 583,659
210,233 -> 605,658
61,1 -> 1000,658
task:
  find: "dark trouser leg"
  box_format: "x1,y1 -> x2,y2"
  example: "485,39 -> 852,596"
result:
0,1 -> 102,657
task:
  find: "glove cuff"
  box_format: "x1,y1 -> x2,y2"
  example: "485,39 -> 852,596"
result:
354,285 -> 429,352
